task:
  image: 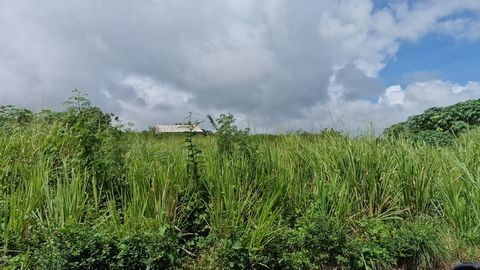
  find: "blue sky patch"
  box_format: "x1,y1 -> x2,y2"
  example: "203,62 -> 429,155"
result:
380,33 -> 480,86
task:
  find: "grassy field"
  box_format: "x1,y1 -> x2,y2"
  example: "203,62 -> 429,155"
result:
2,102 -> 480,269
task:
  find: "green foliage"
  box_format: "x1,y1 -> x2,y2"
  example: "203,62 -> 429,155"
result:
209,113 -> 251,157
59,90 -> 126,192
178,113 -> 211,261
260,209 -> 349,270
415,130 -> 454,146
3,95 -> 480,268
184,113 -> 204,188
30,225 -> 118,269
209,113 -> 259,178
348,218 -> 443,270
0,90 -> 126,195
24,224 -> 179,270
259,210 -> 443,270
385,99 -> 480,145
115,226 -> 180,269
215,233 -> 255,270
393,218 -> 445,269
193,230 -> 271,270
0,106 -> 34,127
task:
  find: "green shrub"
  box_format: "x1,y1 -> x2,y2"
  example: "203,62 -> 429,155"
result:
59,90 -> 126,194
415,130 -> 455,146
208,113 -> 251,157
203,231 -> 269,270
300,215 -> 349,268
393,218 -> 445,269
115,227 -> 180,270
349,219 -> 398,269
29,225 -> 117,269
25,224 -> 180,270
0,90 -> 126,197
216,235 -> 253,270
261,210 -> 350,270
349,218 -> 444,269
0,105 -> 35,127
260,214 -> 444,270
384,99 -> 480,145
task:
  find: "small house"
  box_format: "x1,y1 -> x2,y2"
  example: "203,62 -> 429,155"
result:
155,124 -> 204,134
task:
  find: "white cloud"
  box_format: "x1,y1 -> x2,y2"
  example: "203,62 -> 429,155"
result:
380,85 -> 404,105
113,75 -> 196,126
121,76 -> 192,110
1,0 -> 480,131
288,80 -> 480,134
436,17 -> 480,41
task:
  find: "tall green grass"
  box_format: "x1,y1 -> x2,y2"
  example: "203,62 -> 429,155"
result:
2,117 -> 480,268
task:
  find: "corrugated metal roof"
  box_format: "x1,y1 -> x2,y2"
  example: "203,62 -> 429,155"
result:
155,124 -> 203,133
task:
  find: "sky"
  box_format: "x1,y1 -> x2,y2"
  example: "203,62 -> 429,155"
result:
1,0 -> 480,133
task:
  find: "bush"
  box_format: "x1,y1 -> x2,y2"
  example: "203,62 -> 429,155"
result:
384,99 -> 480,145
29,225 -> 117,269
261,210 -> 350,270
393,218 -> 445,269
26,224 -> 180,270
260,212 -> 444,270
199,231 -> 270,270
0,90 -> 127,196
115,227 -> 180,269
59,90 -> 126,194
216,235 -> 253,270
349,218 -> 444,269
208,113 -> 251,157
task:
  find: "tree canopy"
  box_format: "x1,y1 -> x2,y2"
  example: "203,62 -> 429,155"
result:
384,99 -> 480,145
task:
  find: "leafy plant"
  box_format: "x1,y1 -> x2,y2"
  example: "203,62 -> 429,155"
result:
208,113 -> 251,157
384,99 -> 480,145
25,224 -> 180,270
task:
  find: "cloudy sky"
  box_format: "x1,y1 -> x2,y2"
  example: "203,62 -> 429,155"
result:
1,0 -> 480,132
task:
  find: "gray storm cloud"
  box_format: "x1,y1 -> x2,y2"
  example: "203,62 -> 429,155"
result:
1,0 -> 480,131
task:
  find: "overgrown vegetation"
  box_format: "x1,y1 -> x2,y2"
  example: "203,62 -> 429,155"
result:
384,98 -> 480,145
1,92 -> 480,269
